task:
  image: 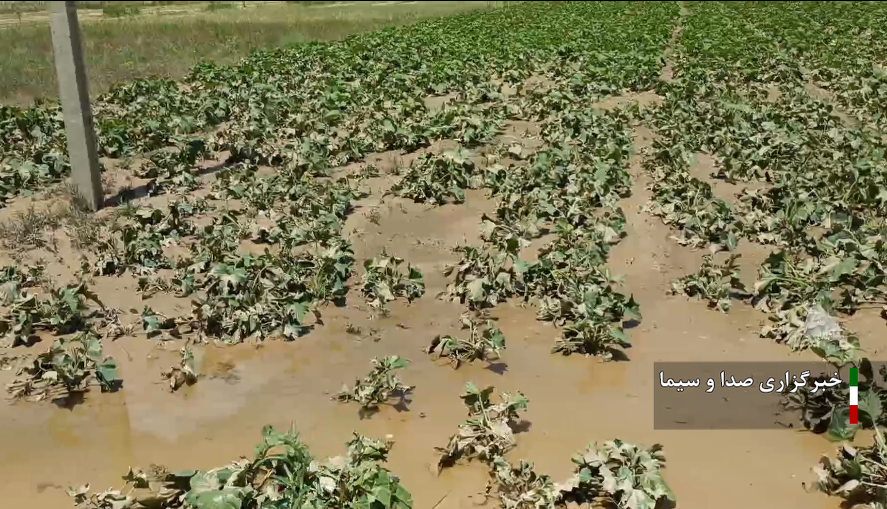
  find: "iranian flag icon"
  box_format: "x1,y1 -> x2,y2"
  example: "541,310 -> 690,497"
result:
849,367 -> 858,425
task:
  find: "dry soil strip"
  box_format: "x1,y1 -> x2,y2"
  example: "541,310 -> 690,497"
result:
660,2 -> 688,83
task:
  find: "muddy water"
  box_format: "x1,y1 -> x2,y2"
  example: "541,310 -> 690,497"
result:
0,125 -> 853,509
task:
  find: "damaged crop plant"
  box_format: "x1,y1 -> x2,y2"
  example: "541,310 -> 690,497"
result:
4,0 -> 887,507
68,427 -> 414,509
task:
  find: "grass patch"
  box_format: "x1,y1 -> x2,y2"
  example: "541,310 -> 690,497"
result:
102,5 -> 142,18
0,1 -> 492,104
206,1 -> 233,12
0,2 -> 203,14
58,183 -> 107,251
0,182 -> 109,252
0,204 -> 62,250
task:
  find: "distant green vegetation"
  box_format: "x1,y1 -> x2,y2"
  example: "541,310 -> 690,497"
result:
0,2 -> 202,12
206,1 -> 233,12
101,4 -> 142,17
0,1 -> 491,104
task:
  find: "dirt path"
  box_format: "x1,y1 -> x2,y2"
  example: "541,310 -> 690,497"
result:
659,2 -> 688,83
602,123 -> 831,509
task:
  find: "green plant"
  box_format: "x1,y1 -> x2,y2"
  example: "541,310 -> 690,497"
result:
436,383 -> 528,471
69,426 -> 413,509
0,282 -> 104,347
140,305 -> 179,337
427,314 -> 505,368
759,302 -> 860,364
485,457 -> 561,509
551,320 -> 632,361
559,440 -> 674,509
671,254 -> 746,312
443,245 -> 524,310
360,252 -> 425,313
187,247 -> 348,343
392,149 -> 480,205
207,1 -> 234,12
814,427 -> 887,509
6,331 -> 119,402
0,263 -> 44,304
335,356 -> 413,410
783,359 -> 887,441
103,5 -> 141,18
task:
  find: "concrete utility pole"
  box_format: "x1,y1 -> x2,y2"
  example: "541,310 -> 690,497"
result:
49,1 -> 103,210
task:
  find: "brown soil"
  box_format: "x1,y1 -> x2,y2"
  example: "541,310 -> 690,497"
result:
765,84 -> 783,103
423,93 -> 459,113
687,152 -> 770,203
592,90 -> 664,112
523,74 -> 556,94
804,80 -> 858,128
659,4 -> 687,84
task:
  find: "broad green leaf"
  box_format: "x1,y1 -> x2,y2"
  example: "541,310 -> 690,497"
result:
185,489 -> 247,509
827,408 -> 858,442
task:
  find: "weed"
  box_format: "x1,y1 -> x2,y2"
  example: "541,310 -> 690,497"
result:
0,205 -> 61,250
